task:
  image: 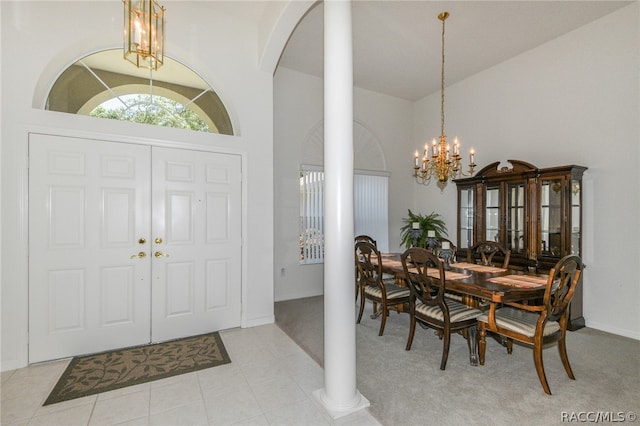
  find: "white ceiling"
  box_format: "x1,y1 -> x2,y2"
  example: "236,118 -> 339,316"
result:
277,1 -> 633,101
83,1 -> 632,100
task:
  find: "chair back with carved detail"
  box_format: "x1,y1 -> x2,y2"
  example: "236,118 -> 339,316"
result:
355,234 -> 377,247
354,235 -> 378,300
434,237 -> 457,263
467,240 -> 511,268
545,255 -> 583,323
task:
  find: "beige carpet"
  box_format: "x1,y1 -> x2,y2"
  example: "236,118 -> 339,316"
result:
44,332 -> 230,406
276,295 -> 640,426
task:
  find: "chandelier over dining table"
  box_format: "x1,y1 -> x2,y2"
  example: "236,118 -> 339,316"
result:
413,12 -> 476,188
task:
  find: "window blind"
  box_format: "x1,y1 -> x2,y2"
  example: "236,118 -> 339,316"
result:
299,167 -> 389,264
299,167 -> 325,264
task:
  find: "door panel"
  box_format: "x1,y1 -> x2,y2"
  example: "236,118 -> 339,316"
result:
29,134 -> 151,363
151,147 -> 241,342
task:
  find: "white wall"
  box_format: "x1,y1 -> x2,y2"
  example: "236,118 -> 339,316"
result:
412,4 -> 640,339
1,1 -> 276,370
273,67 -> 413,301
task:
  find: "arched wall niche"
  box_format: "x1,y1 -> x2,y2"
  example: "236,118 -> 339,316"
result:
302,120 -> 388,171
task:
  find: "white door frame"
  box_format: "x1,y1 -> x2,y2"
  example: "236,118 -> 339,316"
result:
20,127 -> 249,366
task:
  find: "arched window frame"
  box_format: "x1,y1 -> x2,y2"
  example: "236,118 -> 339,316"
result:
45,49 -> 233,135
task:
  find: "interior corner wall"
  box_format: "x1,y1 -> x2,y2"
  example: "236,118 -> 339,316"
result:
412,3 -> 639,339
273,66 -> 413,302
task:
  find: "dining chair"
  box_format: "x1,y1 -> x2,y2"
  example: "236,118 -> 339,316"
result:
401,247 -> 482,370
434,237 -> 457,258
355,240 -> 410,336
354,235 -> 395,300
477,254 -> 584,394
354,235 -> 377,300
355,234 -> 377,246
467,240 -> 511,268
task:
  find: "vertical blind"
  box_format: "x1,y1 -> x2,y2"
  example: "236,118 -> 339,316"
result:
299,167 -> 325,264
300,166 -> 389,264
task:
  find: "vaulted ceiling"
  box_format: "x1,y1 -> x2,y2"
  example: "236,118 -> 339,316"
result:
84,1 -> 633,103
277,1 -> 633,101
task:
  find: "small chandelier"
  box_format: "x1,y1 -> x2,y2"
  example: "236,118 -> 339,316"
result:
123,0 -> 165,70
413,12 -> 475,189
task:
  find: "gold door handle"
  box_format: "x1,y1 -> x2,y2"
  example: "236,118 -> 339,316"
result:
154,251 -> 170,258
155,237 -> 163,244
130,251 -> 147,259
138,238 -> 146,245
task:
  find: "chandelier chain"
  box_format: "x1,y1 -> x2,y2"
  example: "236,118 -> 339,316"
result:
440,13 -> 446,138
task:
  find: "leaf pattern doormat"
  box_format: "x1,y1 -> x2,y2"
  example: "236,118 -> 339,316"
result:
44,332 -> 231,405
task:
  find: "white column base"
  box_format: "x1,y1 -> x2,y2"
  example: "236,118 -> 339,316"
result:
311,388 -> 370,420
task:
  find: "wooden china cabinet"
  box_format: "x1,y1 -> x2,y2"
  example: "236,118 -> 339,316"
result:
453,160 -> 587,330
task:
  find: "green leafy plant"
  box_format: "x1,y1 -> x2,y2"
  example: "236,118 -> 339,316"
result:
90,94 -> 210,132
400,209 -> 448,248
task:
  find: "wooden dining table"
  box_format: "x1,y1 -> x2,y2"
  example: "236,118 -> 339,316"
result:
375,253 -> 550,366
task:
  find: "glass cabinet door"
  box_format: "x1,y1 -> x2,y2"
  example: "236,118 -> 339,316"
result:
459,187 -> 474,249
485,186 -> 500,243
540,179 -> 563,257
507,183 -> 526,255
570,179 -> 581,255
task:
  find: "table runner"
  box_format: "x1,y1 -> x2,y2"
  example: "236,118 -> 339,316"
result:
377,258 -> 403,269
374,258 -> 470,280
451,262 -> 507,273
487,274 -> 548,288
435,270 -> 471,280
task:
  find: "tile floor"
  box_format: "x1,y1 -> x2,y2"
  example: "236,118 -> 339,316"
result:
1,324 -> 380,426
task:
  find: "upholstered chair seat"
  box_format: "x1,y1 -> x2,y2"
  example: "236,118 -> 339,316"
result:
416,300 -> 481,323
364,283 -> 410,300
478,307 -> 561,337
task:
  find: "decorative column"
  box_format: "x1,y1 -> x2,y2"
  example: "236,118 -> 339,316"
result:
312,0 -> 370,419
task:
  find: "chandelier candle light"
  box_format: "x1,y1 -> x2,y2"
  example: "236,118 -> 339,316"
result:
123,0 -> 165,70
413,12 -> 475,188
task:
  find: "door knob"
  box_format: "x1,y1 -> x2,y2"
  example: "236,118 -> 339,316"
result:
154,251 -> 170,258
155,237 -> 163,244
138,238 -> 146,245
130,251 -> 147,259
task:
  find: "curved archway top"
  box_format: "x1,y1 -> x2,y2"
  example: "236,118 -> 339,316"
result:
303,121 -> 388,172
259,0 -> 318,74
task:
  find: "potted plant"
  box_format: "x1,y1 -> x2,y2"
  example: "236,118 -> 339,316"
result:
400,209 -> 448,248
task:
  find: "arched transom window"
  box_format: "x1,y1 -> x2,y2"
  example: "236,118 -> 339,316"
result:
46,49 -> 233,135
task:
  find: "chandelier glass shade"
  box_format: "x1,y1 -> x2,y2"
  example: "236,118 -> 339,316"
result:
413,12 -> 476,188
123,0 -> 165,70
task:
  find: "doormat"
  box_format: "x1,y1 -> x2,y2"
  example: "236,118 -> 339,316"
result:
43,332 -> 231,406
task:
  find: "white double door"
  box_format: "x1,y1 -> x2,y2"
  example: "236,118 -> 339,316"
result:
28,134 -> 242,363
